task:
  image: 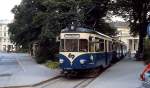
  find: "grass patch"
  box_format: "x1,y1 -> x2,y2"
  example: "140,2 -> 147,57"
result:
45,61 -> 59,69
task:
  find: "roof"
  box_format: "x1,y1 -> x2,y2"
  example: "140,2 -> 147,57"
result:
61,27 -> 112,39
0,20 -> 10,25
61,27 -> 95,33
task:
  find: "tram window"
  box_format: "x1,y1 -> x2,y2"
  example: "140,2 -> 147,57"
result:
105,40 -> 107,52
112,44 -> 114,51
65,39 -> 78,52
113,44 -> 115,50
109,41 -> 112,52
99,39 -> 104,52
79,39 -> 88,52
113,43 -> 117,51
60,39 -> 64,51
95,43 -> 100,52
95,38 -> 100,52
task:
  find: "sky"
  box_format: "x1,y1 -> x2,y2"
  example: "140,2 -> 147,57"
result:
0,0 -> 21,21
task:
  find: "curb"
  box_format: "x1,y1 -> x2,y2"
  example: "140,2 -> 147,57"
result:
0,75 -> 61,88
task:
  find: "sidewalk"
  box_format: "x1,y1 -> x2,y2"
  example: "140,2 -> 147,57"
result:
0,53 -> 60,88
86,56 -> 145,88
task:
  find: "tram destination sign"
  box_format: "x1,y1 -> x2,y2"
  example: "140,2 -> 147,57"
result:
147,23 -> 150,37
64,34 -> 80,39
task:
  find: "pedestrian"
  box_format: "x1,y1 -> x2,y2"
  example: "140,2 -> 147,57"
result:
128,49 -> 131,58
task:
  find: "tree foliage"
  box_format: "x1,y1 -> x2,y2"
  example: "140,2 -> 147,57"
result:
111,0 -> 150,58
8,0 -> 116,62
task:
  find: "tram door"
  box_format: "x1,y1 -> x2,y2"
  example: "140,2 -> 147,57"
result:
105,40 -> 108,65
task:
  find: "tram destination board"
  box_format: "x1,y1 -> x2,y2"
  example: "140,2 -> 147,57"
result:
64,34 -> 80,39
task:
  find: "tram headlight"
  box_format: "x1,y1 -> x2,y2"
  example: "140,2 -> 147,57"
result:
59,59 -> 64,64
80,59 -> 86,64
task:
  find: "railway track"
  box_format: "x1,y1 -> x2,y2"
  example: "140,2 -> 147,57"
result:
35,76 -> 95,88
33,61 -> 117,88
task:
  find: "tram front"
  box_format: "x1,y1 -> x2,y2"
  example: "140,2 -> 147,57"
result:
59,28 -> 92,71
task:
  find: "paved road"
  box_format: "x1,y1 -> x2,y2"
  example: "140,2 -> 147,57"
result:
85,56 -> 144,88
0,53 -> 60,87
0,53 -> 145,88
0,53 -> 22,87
0,53 -> 93,88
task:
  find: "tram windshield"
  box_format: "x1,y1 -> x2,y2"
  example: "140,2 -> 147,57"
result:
66,39 -> 78,52
79,39 -> 88,52
60,39 -> 88,52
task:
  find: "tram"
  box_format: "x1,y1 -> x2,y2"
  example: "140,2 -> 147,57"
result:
59,26 -> 127,72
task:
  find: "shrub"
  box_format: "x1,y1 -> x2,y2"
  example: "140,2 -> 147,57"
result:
33,38 -> 59,64
46,61 -> 59,69
35,56 -> 47,64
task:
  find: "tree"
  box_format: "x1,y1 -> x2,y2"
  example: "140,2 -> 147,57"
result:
111,0 -> 150,59
9,0 -> 44,47
9,0 -> 116,63
9,0 -> 57,63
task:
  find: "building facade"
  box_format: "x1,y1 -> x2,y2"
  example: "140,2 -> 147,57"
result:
112,22 -> 139,53
0,23 -> 15,52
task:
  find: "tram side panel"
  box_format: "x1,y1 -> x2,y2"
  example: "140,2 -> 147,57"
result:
58,28 -> 119,71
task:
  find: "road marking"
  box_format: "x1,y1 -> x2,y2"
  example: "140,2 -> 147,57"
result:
15,58 -> 25,72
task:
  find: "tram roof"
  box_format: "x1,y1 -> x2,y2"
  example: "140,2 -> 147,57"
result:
61,27 -> 112,39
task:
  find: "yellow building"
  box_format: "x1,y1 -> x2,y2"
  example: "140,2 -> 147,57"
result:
112,22 -> 139,54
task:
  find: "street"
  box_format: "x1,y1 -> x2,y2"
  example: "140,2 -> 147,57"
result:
0,53 -> 94,88
0,53 -> 146,88
0,53 -> 60,88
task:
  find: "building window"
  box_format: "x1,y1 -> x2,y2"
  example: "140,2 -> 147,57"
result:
0,32 -> 2,36
3,39 -> 6,42
3,45 -> 6,51
4,32 -> 6,36
0,26 -> 2,30
4,26 -> 7,30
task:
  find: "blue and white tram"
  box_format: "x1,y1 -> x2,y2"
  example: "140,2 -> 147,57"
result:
59,27 -> 114,71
